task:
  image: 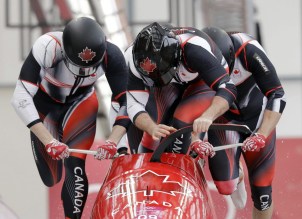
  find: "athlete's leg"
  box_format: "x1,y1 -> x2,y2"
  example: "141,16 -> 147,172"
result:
207,125 -> 242,195
61,156 -> 88,218
230,160 -> 247,209
206,117 -> 249,209
60,90 -> 98,219
243,130 -> 276,219
31,90 -> 64,186
253,203 -> 274,219
30,132 -> 63,186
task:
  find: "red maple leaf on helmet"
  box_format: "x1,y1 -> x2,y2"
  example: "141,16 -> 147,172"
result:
140,57 -> 157,74
78,47 -> 96,63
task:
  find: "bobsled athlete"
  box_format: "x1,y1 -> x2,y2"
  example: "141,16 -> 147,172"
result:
202,27 -> 286,219
11,17 -> 130,218
125,22 -> 237,156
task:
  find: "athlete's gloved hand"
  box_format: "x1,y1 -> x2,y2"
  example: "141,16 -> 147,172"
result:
242,133 -> 266,152
190,140 -> 216,159
95,140 -> 117,160
45,139 -> 69,160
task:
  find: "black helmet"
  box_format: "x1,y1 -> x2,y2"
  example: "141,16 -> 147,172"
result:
133,22 -> 180,87
202,27 -> 235,72
63,17 -> 107,77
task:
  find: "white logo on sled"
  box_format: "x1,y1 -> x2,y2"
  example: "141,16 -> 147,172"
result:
106,170 -> 194,216
106,170 -> 193,200
112,200 -> 184,217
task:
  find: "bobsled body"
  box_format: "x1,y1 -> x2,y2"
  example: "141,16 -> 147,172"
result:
91,153 -> 216,219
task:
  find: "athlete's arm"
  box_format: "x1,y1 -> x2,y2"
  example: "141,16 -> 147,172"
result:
105,42 -> 131,132
183,42 -> 237,132
133,112 -> 176,141
30,122 -> 54,145
126,65 -> 169,140
242,41 -> 286,137
126,72 -> 175,140
257,110 -> 281,137
124,45 -> 150,122
11,34 -> 61,145
193,96 -> 230,133
124,45 -> 176,139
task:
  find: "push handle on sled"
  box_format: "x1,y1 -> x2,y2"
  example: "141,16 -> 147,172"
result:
150,123 -> 251,162
68,148 -> 98,155
213,143 -> 243,151
67,124 -> 250,158
67,143 -> 243,156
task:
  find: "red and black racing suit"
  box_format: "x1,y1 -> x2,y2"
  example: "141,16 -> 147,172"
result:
207,32 -> 286,211
125,28 -> 237,154
11,32 -> 130,218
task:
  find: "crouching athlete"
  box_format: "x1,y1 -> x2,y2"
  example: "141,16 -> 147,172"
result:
198,27 -> 286,219
11,17 -> 130,218
125,22 -> 237,156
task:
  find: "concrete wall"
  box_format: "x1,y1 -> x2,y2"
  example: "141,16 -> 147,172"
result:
0,0 -> 301,218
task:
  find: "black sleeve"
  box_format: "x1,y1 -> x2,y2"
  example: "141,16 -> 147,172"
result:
241,44 -> 286,112
183,43 -> 237,106
104,42 -> 131,128
19,50 -> 42,84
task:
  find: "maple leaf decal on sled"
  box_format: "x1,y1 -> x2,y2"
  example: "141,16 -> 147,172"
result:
78,47 -> 96,63
140,57 -> 157,74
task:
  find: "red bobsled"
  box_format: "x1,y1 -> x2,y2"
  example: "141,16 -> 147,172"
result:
91,125 -> 251,219
91,153 -> 215,219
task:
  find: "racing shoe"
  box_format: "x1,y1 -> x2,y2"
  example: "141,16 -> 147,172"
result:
230,162 -> 247,209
